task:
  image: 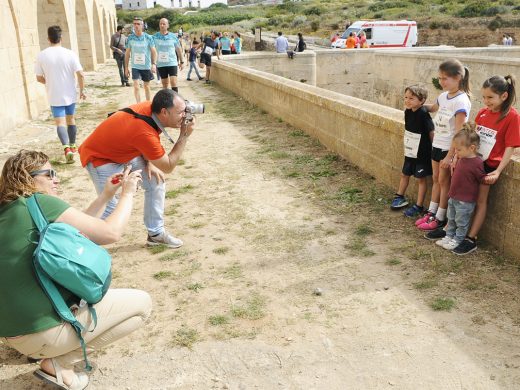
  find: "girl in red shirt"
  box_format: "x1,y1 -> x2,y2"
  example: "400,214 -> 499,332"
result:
453,75 -> 520,255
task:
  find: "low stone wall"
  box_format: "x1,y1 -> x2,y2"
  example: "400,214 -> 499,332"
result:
212,60 -> 520,261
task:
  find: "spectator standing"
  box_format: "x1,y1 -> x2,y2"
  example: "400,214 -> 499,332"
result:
124,17 -> 157,103
503,34 -> 508,45
154,18 -> 184,93
233,32 -> 242,54
275,31 -> 289,53
220,32 -> 232,55
35,25 -> 85,164
346,32 -> 356,49
507,35 -> 513,46
295,33 -> 306,52
110,26 -> 129,87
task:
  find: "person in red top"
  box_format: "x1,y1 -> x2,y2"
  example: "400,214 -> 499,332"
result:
453,75 -> 520,255
435,125 -> 485,251
79,89 -> 195,248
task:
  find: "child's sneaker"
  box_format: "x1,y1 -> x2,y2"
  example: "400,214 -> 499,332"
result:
424,228 -> 446,241
403,204 -> 423,218
417,217 -> 446,231
452,237 -> 477,255
442,238 -> 459,250
390,195 -> 408,210
415,211 -> 434,226
435,236 -> 451,248
64,146 -> 74,164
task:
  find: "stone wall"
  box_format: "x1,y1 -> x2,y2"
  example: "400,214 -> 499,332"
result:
0,0 -> 117,137
212,60 -> 520,261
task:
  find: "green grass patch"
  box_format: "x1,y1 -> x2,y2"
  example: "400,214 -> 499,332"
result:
354,224 -> 374,237
159,250 -> 189,262
165,184 -> 194,199
189,222 -> 206,229
430,297 -> 455,311
345,239 -> 375,257
213,246 -> 230,255
336,186 -> 362,203
208,315 -> 230,326
231,293 -> 266,320
148,244 -> 168,254
293,154 -> 315,165
289,129 -> 309,137
172,326 -> 199,348
386,258 -> 402,266
223,262 -> 243,279
153,270 -> 173,280
270,151 -> 290,159
413,279 -> 438,290
187,282 -> 204,292
310,169 -> 337,179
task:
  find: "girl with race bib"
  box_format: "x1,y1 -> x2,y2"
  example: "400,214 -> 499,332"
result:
416,59 -> 471,232
452,75 -> 520,255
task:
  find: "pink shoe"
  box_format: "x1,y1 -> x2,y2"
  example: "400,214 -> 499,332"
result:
415,211 -> 433,226
418,218 -> 446,231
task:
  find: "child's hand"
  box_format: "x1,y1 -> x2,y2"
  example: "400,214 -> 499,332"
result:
484,171 -> 500,185
440,156 -> 451,169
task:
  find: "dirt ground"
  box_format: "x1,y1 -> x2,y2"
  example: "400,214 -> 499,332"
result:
2,61 -> 520,390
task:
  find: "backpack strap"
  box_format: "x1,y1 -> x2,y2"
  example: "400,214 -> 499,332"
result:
118,107 -> 160,133
26,195 -> 48,233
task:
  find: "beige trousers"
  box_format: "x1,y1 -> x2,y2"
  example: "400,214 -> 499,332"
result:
2,289 -> 152,368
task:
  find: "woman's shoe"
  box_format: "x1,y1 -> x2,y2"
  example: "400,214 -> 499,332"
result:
34,358 -> 89,390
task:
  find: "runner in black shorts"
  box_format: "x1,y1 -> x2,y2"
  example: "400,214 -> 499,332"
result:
158,66 -> 178,79
431,146 -> 449,162
200,31 -> 221,84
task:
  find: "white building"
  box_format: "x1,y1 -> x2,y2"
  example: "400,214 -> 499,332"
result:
122,0 -> 227,10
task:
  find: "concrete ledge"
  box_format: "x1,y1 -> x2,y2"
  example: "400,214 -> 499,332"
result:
212,60 -> 520,261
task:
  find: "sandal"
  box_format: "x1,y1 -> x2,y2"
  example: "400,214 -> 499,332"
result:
34,358 -> 89,390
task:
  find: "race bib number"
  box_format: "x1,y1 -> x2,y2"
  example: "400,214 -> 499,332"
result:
404,130 -> 421,158
158,51 -> 169,63
433,107 -> 452,137
133,53 -> 145,65
476,125 -> 497,161
204,46 -> 214,55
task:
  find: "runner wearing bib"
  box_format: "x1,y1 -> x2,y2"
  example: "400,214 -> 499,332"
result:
154,18 -> 184,92
455,75 -> 520,255
391,86 -> 434,218
124,17 -> 157,103
417,59 -> 471,234
199,32 -> 221,84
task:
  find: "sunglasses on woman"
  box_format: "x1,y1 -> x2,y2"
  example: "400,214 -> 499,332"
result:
30,169 -> 58,179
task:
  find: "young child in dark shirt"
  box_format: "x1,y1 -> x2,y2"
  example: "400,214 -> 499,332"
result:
391,86 -> 435,217
436,123 -> 485,251
186,40 -> 203,81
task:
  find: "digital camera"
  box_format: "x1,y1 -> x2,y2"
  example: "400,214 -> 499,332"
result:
185,101 -> 204,123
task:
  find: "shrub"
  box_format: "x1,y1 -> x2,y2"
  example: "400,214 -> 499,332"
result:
311,20 -> 320,32
457,2 -> 487,18
488,16 -> 503,31
304,6 -> 324,16
292,15 -> 307,27
481,6 -> 507,16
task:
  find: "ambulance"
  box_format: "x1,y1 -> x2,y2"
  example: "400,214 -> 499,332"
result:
331,20 -> 418,49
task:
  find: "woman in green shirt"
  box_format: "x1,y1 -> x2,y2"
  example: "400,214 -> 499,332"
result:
0,150 -> 150,390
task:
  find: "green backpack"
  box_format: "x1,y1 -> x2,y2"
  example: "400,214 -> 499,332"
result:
27,194 -> 112,371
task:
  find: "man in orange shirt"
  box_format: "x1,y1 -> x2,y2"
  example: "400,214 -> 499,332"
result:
79,89 -> 195,248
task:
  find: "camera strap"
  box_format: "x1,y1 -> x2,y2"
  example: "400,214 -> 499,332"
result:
117,108 -> 175,144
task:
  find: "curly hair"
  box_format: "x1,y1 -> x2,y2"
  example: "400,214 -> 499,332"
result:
0,150 -> 49,205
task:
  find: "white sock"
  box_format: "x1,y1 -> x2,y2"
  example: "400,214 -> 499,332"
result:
428,202 -> 439,214
436,207 -> 447,221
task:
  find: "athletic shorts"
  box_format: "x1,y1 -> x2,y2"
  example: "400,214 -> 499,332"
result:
51,103 -> 76,118
431,147 -> 449,163
131,68 -> 153,82
200,53 -> 212,67
158,66 -> 178,79
402,157 -> 432,178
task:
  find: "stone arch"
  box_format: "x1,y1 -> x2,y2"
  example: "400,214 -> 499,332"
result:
36,0 -> 71,50
76,0 -> 96,70
93,1 -> 106,63
103,8 -> 110,53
